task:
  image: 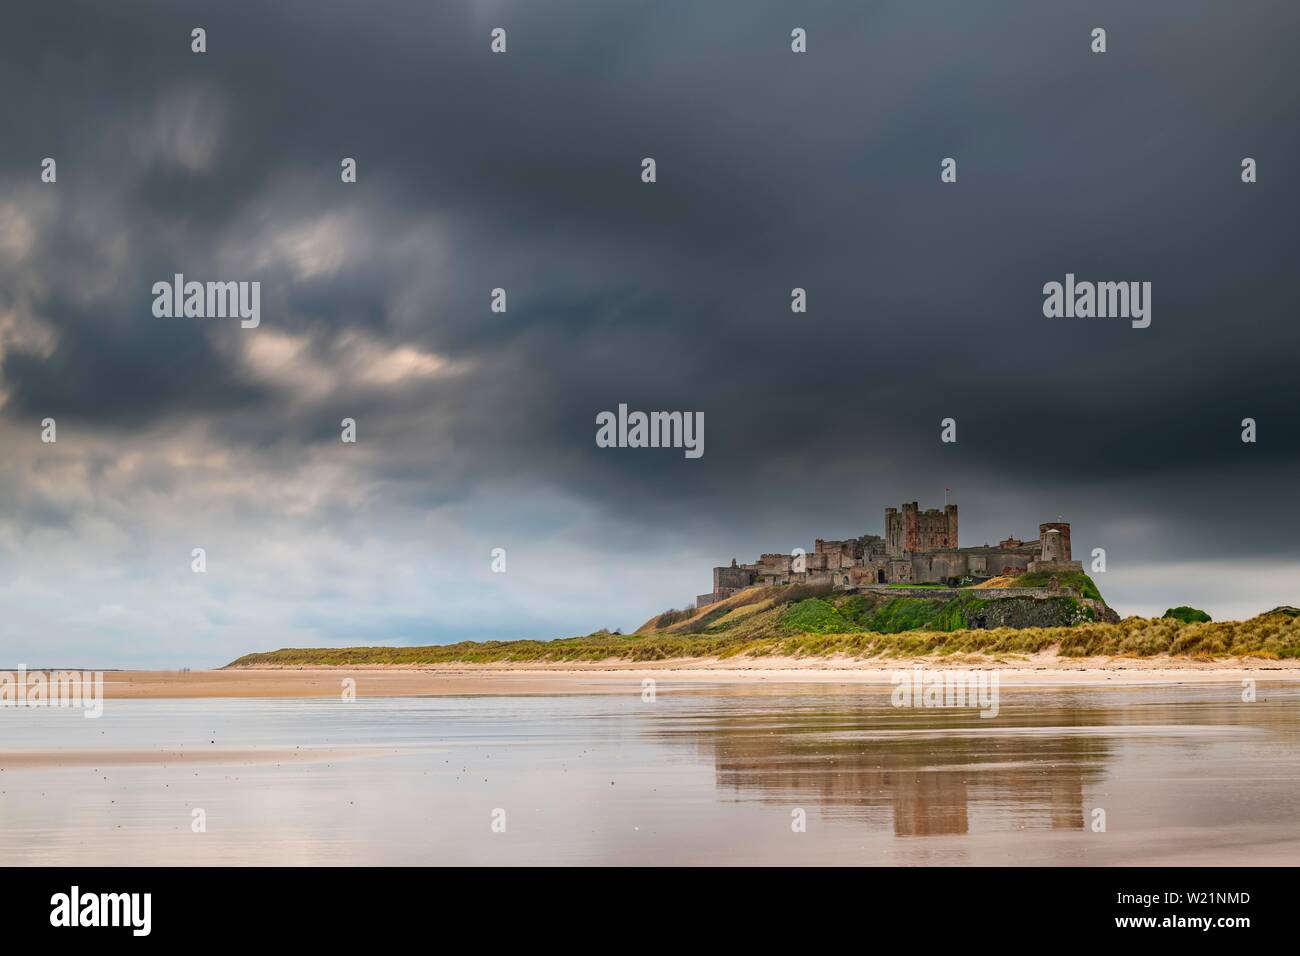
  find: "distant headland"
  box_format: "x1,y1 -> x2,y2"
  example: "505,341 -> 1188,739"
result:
227,501 -> 1300,668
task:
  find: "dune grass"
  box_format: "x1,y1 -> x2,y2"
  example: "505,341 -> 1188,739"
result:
228,607 -> 1300,666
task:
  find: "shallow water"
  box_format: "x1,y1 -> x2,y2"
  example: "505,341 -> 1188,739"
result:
2,682 -> 1298,865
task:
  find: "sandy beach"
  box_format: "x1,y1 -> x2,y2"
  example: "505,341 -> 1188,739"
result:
82,654 -> 1300,699
5,660 -> 1300,866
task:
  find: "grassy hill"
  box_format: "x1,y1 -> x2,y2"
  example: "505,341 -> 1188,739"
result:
974,569 -> 1103,600
225,576 -> 1300,665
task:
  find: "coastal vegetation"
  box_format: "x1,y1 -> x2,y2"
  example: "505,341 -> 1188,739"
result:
226,576 -> 1300,665
1163,606 -> 1212,624
1007,570 -> 1102,600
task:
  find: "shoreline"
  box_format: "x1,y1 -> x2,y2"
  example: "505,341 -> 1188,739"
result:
74,654 -> 1300,699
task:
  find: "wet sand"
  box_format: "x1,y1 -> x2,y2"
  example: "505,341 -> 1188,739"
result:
0,746 -> 383,769
92,655 -> 1300,699
2,685 -> 1298,864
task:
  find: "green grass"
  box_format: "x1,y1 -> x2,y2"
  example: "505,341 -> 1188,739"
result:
1012,570 -> 1103,600
779,598 -> 856,634
1163,606 -> 1212,624
859,596 -> 964,632
227,608 -> 1300,666
801,593 -> 981,633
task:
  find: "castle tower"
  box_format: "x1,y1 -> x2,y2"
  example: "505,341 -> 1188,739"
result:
1039,522 -> 1072,562
886,501 -> 957,555
902,502 -> 919,552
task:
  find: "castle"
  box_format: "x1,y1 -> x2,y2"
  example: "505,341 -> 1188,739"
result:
698,501 -> 1083,607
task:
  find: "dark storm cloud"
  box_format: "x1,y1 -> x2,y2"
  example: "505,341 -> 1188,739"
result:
1,0 -> 1298,665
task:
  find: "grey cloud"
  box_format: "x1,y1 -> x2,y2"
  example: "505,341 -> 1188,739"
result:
1,2 -> 1298,664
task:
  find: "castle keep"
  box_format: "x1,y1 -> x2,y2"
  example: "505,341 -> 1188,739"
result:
699,502 -> 1082,606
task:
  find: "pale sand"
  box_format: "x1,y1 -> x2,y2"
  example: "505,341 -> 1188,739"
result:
83,654 -> 1300,699
0,747 -> 385,770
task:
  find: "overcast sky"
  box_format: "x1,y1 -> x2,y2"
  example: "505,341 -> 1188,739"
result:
1,1 -> 1297,667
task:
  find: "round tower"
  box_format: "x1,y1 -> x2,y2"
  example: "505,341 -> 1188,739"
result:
1038,522 -> 1072,562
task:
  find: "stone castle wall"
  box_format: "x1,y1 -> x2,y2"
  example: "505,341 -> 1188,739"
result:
700,502 -> 1084,607
850,585 -> 1079,600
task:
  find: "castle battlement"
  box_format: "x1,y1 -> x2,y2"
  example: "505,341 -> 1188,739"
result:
696,501 -> 1082,607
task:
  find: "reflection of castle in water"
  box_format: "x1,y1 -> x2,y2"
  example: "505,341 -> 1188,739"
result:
660,704 -> 1111,836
